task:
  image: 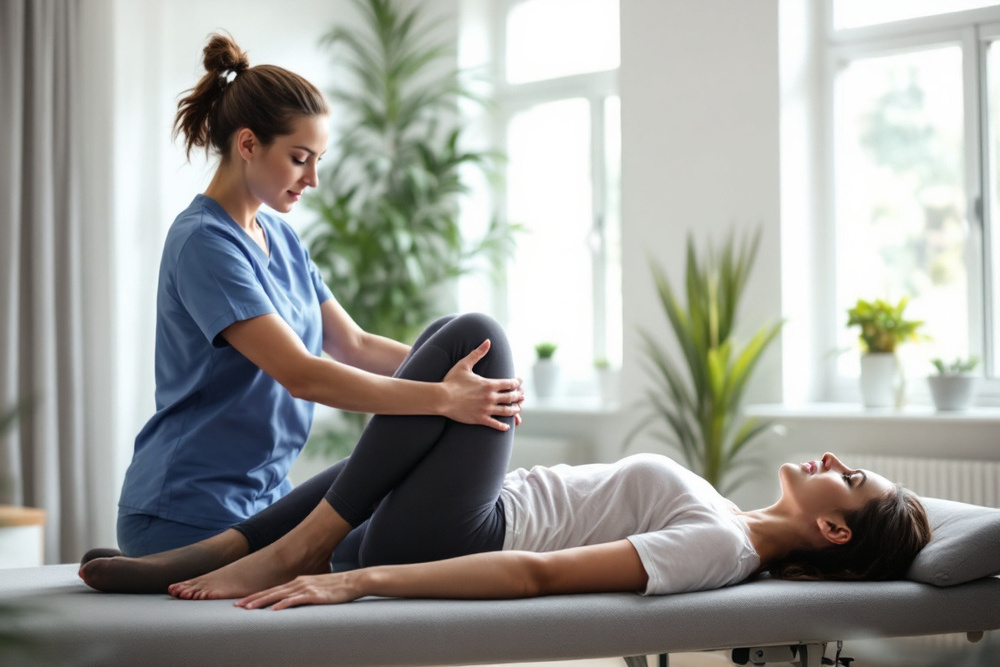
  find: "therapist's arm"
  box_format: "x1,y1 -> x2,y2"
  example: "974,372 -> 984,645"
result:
317,298 -> 410,376
220,311 -> 520,430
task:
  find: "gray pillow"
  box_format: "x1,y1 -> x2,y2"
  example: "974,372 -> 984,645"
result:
907,497 -> 1000,586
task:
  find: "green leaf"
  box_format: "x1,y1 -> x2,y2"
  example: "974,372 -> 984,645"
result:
628,226 -> 783,491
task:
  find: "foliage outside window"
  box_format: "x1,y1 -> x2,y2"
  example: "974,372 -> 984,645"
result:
825,1 -> 1000,391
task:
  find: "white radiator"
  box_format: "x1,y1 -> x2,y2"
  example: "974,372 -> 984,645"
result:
847,454 -> 1000,508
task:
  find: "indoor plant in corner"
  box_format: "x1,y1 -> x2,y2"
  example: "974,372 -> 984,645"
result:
927,357 -> 979,411
302,0 -> 516,459
625,227 -> 784,495
846,297 -> 923,409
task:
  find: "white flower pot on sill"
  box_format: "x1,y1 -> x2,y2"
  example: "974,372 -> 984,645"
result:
859,352 -> 901,408
596,367 -> 620,405
532,359 -> 559,399
927,374 -> 978,411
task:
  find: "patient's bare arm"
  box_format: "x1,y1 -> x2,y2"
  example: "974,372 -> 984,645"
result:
236,539 -> 649,610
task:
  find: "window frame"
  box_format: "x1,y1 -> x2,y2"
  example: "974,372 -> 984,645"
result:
819,1 -> 1000,403
487,0 -> 622,380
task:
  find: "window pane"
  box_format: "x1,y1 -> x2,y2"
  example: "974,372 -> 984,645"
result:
833,46 -> 968,377
986,40 -> 1000,375
603,96 -> 622,368
506,0 -> 619,84
506,99 -> 593,380
834,0 -> 999,29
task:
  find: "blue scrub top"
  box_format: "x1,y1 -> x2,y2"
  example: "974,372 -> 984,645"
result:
119,195 -> 333,529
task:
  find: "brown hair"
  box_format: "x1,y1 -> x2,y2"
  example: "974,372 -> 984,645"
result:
173,32 -> 329,161
768,486 -> 931,581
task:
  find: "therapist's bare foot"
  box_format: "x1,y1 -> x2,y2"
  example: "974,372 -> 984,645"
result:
169,501 -> 348,600
79,530 -> 249,594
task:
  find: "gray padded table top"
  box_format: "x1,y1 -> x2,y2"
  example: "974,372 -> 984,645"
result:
2,564 -> 998,666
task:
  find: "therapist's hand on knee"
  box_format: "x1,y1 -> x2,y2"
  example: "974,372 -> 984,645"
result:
441,339 -> 523,431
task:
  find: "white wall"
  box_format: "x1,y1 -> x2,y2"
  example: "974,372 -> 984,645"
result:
621,0 -> 784,508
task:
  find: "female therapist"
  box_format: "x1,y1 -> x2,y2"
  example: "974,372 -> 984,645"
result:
113,33 -> 523,558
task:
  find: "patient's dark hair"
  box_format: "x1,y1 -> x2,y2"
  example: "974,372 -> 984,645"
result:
173,32 -> 328,161
769,486 -> 931,581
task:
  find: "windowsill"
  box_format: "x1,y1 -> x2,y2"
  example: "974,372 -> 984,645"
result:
523,395 -> 623,417
746,402 -> 1000,425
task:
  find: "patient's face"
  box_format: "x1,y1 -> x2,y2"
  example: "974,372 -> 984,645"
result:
779,452 -> 894,518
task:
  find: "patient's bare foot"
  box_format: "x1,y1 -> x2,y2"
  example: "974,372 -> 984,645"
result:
169,502 -> 348,600
79,530 -> 248,594
168,541 -> 330,600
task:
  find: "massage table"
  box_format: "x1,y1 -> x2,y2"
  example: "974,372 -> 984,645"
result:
1,498 -> 997,667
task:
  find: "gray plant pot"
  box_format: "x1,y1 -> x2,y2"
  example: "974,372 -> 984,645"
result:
927,374 -> 978,411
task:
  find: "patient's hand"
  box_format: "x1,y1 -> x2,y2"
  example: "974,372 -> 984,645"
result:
236,572 -> 361,610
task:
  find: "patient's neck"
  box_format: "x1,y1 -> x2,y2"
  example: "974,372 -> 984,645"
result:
739,507 -> 821,566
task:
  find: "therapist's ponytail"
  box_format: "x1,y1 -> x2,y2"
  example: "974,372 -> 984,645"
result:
769,486 -> 930,582
173,32 -> 328,161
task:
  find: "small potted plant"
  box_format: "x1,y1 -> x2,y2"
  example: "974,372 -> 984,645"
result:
846,297 -> 923,408
927,357 -> 979,411
593,357 -> 618,404
533,342 -> 559,399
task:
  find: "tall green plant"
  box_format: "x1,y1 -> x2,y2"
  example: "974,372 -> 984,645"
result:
303,0 -> 515,458
626,229 -> 784,494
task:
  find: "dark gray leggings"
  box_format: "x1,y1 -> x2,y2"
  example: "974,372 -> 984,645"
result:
234,313 -> 515,568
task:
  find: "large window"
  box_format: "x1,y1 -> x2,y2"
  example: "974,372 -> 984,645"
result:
825,1 -> 1000,390
470,0 -> 621,395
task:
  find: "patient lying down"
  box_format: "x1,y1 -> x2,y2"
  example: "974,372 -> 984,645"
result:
81,422 -> 930,609
79,329 -> 929,608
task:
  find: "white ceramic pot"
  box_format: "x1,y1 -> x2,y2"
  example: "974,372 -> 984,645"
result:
596,368 -> 619,404
859,353 -> 900,408
927,374 -> 978,411
533,359 -> 559,399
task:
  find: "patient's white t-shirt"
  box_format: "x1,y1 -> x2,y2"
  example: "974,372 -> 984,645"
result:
500,453 -> 760,595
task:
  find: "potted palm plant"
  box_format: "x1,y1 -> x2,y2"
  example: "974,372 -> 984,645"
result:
846,297 -> 923,408
927,357 -> 979,411
625,227 -> 783,494
303,0 -> 516,458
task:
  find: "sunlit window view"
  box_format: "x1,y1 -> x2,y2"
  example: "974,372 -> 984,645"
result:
497,0 -> 621,394
833,46 -> 968,377
602,96 -> 623,370
506,99 -> 595,372
505,0 -> 620,84
833,0 -> 999,29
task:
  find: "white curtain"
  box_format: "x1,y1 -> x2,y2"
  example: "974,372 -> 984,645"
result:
0,0 -> 107,564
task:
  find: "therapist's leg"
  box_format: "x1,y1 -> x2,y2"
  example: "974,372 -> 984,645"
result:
79,463 -> 347,594
117,514 -> 225,558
